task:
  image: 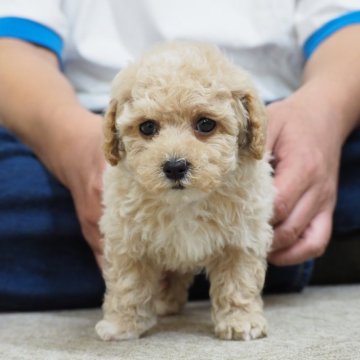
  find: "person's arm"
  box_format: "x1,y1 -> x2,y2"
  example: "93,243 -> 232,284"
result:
266,25 -> 360,265
0,38 -> 104,266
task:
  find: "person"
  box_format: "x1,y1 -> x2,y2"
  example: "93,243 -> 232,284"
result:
0,0 -> 359,310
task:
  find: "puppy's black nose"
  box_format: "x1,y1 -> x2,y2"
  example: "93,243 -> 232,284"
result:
163,159 -> 189,180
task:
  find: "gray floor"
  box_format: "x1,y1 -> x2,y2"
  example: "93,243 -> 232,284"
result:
1,285 -> 360,360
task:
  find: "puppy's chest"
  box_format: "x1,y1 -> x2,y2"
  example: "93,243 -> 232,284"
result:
136,204 -> 234,269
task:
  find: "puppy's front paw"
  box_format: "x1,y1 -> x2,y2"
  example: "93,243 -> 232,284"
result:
214,312 -> 267,341
95,320 -> 139,341
95,317 -> 156,341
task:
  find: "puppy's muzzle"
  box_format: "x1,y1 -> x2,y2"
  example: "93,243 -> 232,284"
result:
162,158 -> 190,181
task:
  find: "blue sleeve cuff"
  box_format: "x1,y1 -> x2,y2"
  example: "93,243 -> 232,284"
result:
304,11 -> 360,60
0,17 -> 63,64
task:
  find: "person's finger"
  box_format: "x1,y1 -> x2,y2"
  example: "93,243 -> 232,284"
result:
265,102 -> 285,151
87,230 -> 104,270
271,188 -> 323,251
94,252 -> 104,269
269,211 -> 332,266
271,156 -> 312,226
81,221 -> 103,253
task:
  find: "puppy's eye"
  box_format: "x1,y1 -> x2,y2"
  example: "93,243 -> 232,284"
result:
195,118 -> 217,134
139,120 -> 158,136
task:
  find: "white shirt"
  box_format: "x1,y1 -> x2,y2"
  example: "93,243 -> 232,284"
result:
0,0 -> 359,110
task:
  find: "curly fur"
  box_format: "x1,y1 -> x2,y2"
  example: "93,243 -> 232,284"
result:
96,42 -> 274,341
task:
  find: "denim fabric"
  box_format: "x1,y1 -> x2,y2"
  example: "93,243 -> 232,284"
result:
0,127 -> 104,310
2,125 -> 357,310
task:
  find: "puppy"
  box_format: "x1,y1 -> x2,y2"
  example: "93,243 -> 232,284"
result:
95,42 -> 274,341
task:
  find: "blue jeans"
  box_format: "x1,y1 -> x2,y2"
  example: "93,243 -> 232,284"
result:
0,126 -> 358,310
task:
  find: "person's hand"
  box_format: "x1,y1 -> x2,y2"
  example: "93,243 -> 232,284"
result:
59,109 -> 106,268
266,89 -> 343,266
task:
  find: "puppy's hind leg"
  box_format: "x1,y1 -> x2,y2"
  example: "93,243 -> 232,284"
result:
154,271 -> 194,316
96,253 -> 159,341
207,247 -> 268,341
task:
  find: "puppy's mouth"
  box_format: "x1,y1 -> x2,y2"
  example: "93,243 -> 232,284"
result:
171,182 -> 185,190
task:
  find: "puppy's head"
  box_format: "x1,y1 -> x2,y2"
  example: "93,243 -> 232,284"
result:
103,42 -> 267,196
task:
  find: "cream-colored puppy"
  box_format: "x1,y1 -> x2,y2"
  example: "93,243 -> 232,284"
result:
95,42 -> 274,341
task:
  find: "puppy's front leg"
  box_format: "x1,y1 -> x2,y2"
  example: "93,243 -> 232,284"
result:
207,247 -> 267,341
96,253 -> 159,341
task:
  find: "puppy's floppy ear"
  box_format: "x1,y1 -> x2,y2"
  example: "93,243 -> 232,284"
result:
232,90 -> 267,160
103,99 -> 125,166
103,63 -> 138,165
